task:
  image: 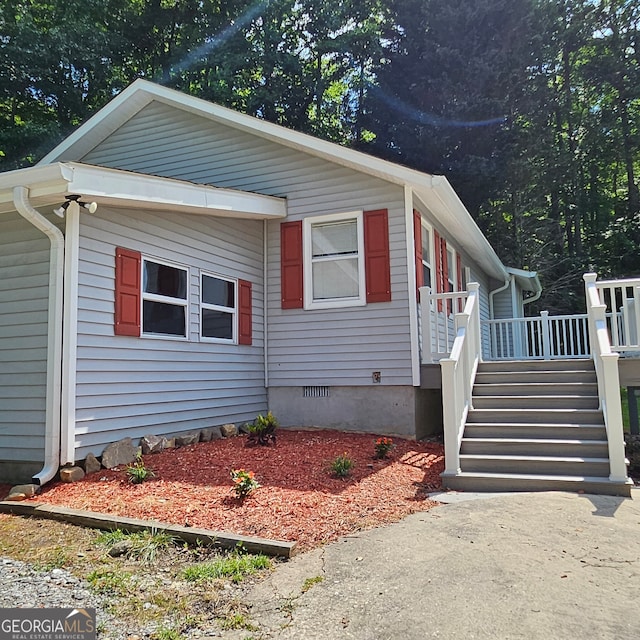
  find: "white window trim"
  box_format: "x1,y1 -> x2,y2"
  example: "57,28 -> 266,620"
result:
303,210 -> 366,310
447,244 -> 456,292
141,255 -> 189,340
421,219 -> 434,290
200,271 -> 237,344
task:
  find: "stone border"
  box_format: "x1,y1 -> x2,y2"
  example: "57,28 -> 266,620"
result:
0,501 -> 297,558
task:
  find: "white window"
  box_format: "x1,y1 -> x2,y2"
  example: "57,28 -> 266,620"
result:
447,247 -> 455,292
421,222 -> 433,288
142,257 -> 188,337
201,273 -> 236,343
303,211 -> 366,309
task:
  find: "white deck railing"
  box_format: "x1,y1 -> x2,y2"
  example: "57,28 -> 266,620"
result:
584,273 -> 628,483
419,287 -> 469,363
439,283 -> 481,476
483,312 -> 590,360
595,277 -> 640,352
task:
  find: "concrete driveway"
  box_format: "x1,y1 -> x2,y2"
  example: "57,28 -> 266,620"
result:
221,490 -> 640,639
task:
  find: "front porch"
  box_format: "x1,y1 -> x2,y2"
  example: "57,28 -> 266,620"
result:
419,274 -> 639,496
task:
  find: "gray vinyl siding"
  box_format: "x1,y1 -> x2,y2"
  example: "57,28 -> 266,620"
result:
0,211 -> 49,466
74,206 -> 266,459
82,101 -> 415,387
493,286 -> 515,319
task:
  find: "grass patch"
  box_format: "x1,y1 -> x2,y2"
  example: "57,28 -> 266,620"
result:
182,552 -> 272,583
152,626 -> 185,640
301,575 -> 324,593
219,612 -> 258,631
86,568 -> 135,597
96,528 -> 177,563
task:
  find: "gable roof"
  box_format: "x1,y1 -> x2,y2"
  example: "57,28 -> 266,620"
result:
40,79 -> 511,281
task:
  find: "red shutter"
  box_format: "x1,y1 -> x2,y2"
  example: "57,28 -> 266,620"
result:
456,253 -> 463,291
441,238 -> 449,290
413,210 -> 423,299
280,221 -> 303,309
364,208 -> 391,303
114,247 -> 141,336
238,279 -> 252,345
433,230 -> 443,310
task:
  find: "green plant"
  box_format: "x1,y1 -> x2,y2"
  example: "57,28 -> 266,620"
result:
86,568 -> 134,596
329,452 -> 354,478
247,410 -> 278,445
374,436 -> 395,459
126,453 -> 155,484
182,552 -> 271,583
96,528 -> 176,563
230,468 -> 260,498
153,626 -> 185,640
219,612 -> 257,631
301,575 -> 324,593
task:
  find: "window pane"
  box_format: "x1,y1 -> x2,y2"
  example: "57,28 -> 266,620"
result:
423,265 -> 431,287
143,300 -> 185,336
421,227 -> 430,264
312,220 -> 357,257
202,275 -> 234,308
202,309 -> 233,340
312,258 -> 359,299
144,261 -> 187,299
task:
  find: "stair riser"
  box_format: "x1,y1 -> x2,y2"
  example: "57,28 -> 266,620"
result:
473,383 -> 598,397
475,371 -> 596,384
472,396 -> 599,410
464,425 -> 607,440
442,475 -> 632,497
467,409 -> 603,424
478,360 -> 594,373
460,441 -> 610,458
460,458 -> 610,477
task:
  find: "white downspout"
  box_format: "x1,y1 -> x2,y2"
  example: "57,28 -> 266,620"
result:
13,186 -> 64,485
405,185 -> 421,386
489,276 -> 512,319
263,219 -> 269,389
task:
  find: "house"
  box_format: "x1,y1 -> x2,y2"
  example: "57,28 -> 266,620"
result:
1,80 -> 631,496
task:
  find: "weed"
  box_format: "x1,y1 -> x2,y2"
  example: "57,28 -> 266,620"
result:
96,528 -> 176,563
329,452 -> 354,478
219,613 -> 258,631
301,575 -> 324,593
86,568 -> 134,597
182,552 -> 272,583
126,453 -> 155,484
152,625 -> 184,640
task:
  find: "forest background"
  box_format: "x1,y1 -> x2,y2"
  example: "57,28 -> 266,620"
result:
1,0 -> 638,312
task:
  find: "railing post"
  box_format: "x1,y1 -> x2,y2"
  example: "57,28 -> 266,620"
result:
541,310 -> 551,360
440,357 -> 461,475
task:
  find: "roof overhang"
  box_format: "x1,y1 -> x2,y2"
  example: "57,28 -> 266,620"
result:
506,266 -> 542,294
0,162 -> 287,220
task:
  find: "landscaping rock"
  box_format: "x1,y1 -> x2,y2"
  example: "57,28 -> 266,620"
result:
239,422 -> 251,435
83,453 -> 101,475
5,484 -> 40,501
200,427 -> 222,442
108,540 -> 133,558
101,438 -> 137,469
60,466 -> 86,483
163,437 -> 176,449
140,434 -> 165,455
220,423 -> 238,438
175,432 -> 200,447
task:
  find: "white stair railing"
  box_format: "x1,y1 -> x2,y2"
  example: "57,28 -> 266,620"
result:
439,283 -> 481,476
583,273 -> 628,483
594,277 -> 640,352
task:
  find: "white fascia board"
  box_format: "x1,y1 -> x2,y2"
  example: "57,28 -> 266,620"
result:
64,163 -> 287,219
0,162 -> 286,220
506,266 -> 542,294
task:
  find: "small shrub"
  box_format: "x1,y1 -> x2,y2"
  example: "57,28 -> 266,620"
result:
625,433 -> 640,477
329,453 -> 354,478
374,437 -> 395,459
247,411 -> 278,446
126,453 -> 155,484
230,468 -> 260,499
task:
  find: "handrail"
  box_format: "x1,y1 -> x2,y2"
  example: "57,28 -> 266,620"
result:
439,282 -> 481,476
583,273 -> 628,483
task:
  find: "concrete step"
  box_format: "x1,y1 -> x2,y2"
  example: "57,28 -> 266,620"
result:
459,454 -> 610,476
472,382 -> 598,397
441,471 -> 633,496
478,359 -> 594,373
466,408 -> 604,424
464,422 -> 607,440
472,395 -> 599,410
475,370 -> 596,384
460,437 -> 610,458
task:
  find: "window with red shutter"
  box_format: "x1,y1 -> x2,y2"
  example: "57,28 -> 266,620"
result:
364,208 -> 391,303
238,279 -> 252,345
114,247 -> 141,336
280,221 -> 303,309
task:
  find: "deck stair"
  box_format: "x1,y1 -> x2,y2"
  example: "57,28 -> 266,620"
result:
442,359 -> 632,496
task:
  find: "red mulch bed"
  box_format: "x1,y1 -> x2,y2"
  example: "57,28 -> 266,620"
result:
6,430 -> 444,551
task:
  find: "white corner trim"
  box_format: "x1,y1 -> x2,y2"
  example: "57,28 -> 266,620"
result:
405,185 -> 421,386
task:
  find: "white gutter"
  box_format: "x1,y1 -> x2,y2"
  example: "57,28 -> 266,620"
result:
13,186 -> 64,485
263,219 -> 269,389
